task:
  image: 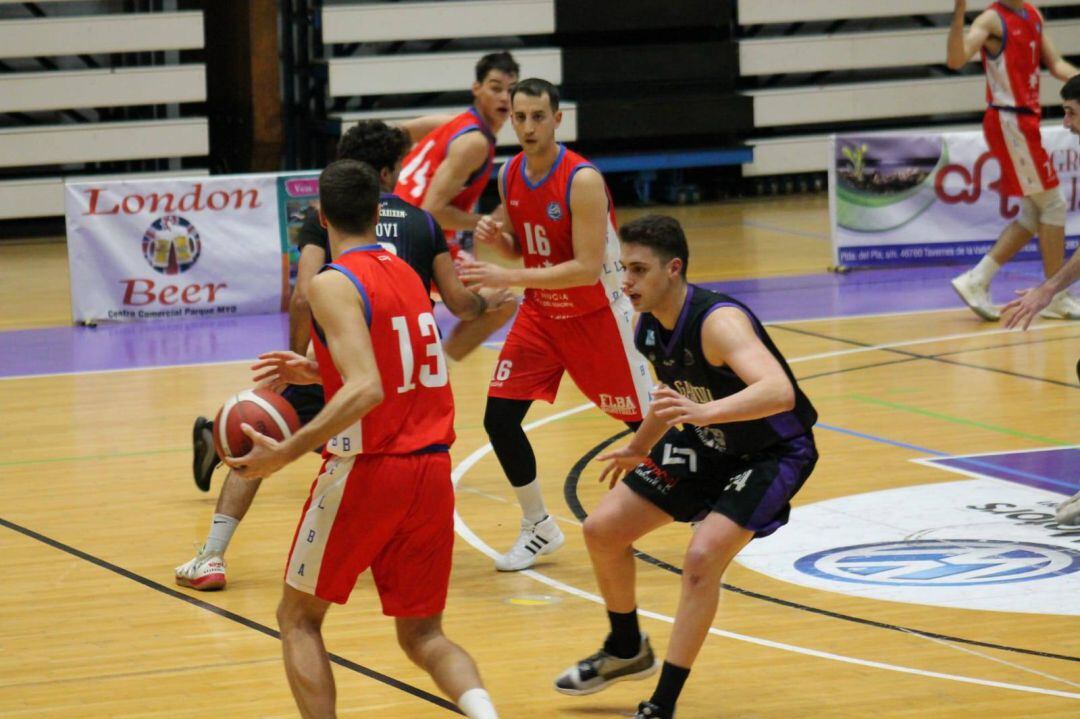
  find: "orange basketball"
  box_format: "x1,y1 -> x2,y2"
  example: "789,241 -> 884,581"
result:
212,388 -> 301,459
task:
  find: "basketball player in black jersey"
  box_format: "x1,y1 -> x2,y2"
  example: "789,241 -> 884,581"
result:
553,215 -> 818,719
176,121 -> 511,591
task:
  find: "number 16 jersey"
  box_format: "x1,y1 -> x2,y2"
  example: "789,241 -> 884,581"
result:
312,245 -> 455,456
501,144 -> 624,319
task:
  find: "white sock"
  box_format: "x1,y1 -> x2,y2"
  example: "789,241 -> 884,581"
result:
969,255 -> 1000,286
203,513 -> 239,556
457,688 -> 498,719
513,479 -> 547,524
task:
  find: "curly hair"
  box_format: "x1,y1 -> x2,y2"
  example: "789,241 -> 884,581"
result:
336,120 -> 411,173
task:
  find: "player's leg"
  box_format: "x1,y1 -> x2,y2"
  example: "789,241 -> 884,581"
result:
377,453 -> 499,718
396,615 -> 498,719
443,299 -> 517,361
1033,200 -> 1080,319
175,470 -> 260,590
485,304 -> 567,570
277,584 -> 335,718
952,110 -> 1032,320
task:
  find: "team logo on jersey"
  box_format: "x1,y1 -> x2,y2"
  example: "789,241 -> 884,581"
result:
546,201 -> 563,221
794,539 -> 1080,587
633,457 -> 678,495
599,393 -> 638,415
683,349 -> 695,366
645,329 -> 656,347
141,215 -> 201,274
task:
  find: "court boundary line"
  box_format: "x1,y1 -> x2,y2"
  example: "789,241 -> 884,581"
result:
0,516 -> 464,715
451,405 -> 1080,700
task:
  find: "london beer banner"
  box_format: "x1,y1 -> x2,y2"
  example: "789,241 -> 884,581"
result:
829,125 -> 1080,267
65,174 -> 293,323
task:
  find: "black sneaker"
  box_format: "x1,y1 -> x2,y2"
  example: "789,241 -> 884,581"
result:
192,416 -> 220,492
554,633 -> 658,696
635,701 -> 672,718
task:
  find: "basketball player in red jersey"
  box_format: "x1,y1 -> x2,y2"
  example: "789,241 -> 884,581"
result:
460,78 -> 653,572
226,160 -> 499,719
395,51 -> 521,360
947,0 -> 1080,321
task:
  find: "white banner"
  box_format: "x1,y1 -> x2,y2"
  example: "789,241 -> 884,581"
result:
65,174 -> 287,323
830,124 -> 1080,267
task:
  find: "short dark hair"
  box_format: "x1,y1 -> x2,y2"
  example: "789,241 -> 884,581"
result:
319,159 -> 380,236
1062,75 -> 1080,103
618,215 -> 689,276
336,120 -> 410,174
475,51 -> 519,83
511,77 -> 560,112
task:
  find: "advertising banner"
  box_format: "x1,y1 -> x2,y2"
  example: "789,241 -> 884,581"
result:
65,174 -> 289,323
830,125 -> 1080,267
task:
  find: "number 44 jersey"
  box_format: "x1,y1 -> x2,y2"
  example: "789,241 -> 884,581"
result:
311,245 -> 455,456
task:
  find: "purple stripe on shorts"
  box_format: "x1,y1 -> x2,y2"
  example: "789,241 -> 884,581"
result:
746,433 -> 817,537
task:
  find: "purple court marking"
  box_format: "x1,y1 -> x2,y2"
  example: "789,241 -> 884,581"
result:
0,260 -> 1050,379
925,447 -> 1080,496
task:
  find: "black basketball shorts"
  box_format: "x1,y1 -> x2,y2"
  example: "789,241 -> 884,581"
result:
623,427 -> 818,537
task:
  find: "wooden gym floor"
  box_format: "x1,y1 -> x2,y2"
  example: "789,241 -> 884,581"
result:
0,195 -> 1077,717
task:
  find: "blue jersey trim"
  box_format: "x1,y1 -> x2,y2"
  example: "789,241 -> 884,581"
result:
325,262 -> 373,327
564,163 -> 600,218
522,144 -> 567,190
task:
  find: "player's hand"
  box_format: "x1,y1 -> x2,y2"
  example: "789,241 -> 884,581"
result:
251,350 -> 321,390
459,260 -> 512,289
1002,286 -> 1052,330
224,424 -> 287,480
474,215 -> 504,246
477,286 -> 515,311
651,385 -> 712,427
596,446 -> 648,489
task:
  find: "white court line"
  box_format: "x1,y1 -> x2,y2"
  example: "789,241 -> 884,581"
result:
0,358 -> 252,382
904,629 -> 1080,689
785,323 -> 1070,363
452,405 -> 1080,700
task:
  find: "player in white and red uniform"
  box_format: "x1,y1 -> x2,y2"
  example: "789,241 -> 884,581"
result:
461,78 -> 652,572
393,51 -> 521,359
227,161 -> 499,719
947,0 -> 1080,321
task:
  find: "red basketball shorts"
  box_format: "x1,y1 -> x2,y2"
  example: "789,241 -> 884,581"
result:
983,108 -> 1059,197
285,451 -> 454,616
488,296 -> 651,422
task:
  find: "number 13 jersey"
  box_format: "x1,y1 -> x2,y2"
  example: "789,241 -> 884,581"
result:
501,145 -> 624,319
312,245 -> 455,456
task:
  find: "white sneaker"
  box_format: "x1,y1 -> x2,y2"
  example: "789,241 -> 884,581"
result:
950,271 -> 1000,321
1039,291 -> 1080,320
175,550 -> 227,590
494,515 -> 565,571
1056,491 -> 1080,526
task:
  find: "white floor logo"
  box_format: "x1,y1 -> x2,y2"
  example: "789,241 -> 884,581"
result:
794,539 -> 1080,587
736,478 -> 1080,615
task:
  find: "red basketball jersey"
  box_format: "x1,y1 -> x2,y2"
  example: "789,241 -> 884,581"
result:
501,145 -> 624,319
312,245 -> 455,456
394,108 -> 496,229
982,2 -> 1044,114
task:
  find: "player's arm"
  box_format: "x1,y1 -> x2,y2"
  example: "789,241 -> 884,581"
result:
397,113 -> 457,144
946,3 -> 995,70
651,309 -> 795,428
432,251 -> 486,320
462,167 -> 607,290
420,131 -> 490,231
1003,249 -> 1080,329
228,272 -> 385,478
474,163 -> 520,259
288,243 -> 327,354
1041,29 -> 1080,80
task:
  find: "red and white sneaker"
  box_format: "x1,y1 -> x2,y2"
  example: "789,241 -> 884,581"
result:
175,550 -> 227,591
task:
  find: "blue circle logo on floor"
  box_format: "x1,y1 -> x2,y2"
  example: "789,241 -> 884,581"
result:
794,539 -> 1080,587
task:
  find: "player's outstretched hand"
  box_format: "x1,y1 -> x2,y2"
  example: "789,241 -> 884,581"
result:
474,215 -> 504,245
1002,286 -> 1052,330
251,350 -> 321,390
597,446 -> 648,489
651,385 -> 712,427
225,423 -> 286,480
458,260 -> 511,289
